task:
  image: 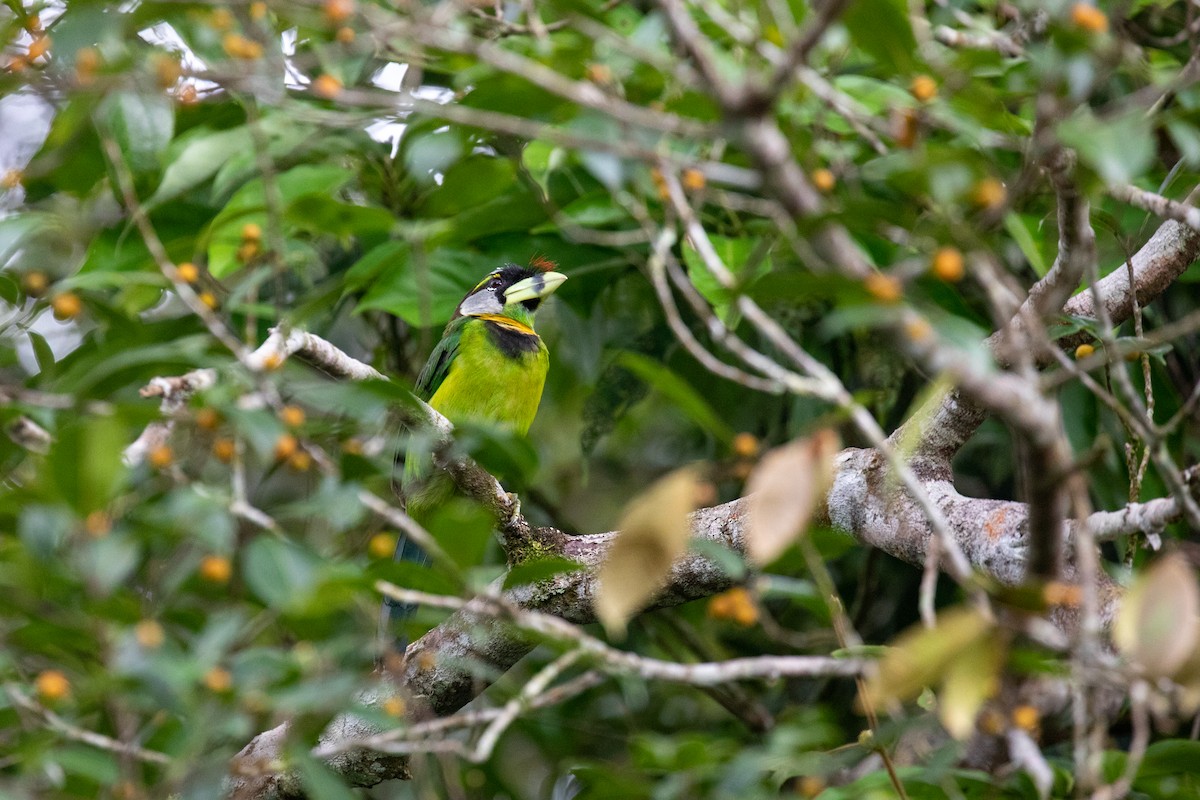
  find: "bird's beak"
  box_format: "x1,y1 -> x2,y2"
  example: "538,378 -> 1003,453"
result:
505,271 -> 568,305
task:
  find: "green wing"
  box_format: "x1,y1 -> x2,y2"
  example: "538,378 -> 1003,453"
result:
414,317 -> 466,401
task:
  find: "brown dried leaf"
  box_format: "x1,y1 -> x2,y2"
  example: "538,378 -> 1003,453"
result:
745,429 -> 840,566
864,606 -> 992,709
1113,553 -> 1200,678
595,466 -> 703,638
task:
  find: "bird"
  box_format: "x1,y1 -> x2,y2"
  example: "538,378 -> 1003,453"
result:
384,258 -> 568,648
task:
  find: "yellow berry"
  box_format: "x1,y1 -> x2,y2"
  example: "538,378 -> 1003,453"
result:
235,240 -> 259,263
84,510 -> 111,538
323,0 -> 355,24
195,408 -> 221,431
35,670 -> 70,702
910,74 -> 937,103
811,168 -> 835,193
682,168 -> 706,192
152,53 -> 181,88
383,696 -> 406,717
342,437 -> 364,455
1070,3 -> 1108,33
21,271 -> 48,296
931,247 -> 964,282
203,666 -> 233,693
176,262 -> 200,283
198,291 -> 219,310
335,26 -> 355,44
312,74 -> 343,99
51,292 -> 82,320
260,353 -> 284,371
211,8 -> 234,30
286,450 -> 312,471
249,1 -> 268,20
241,222 -> 262,241
212,437 -> 236,463
731,432 -> 760,460
222,33 -> 263,60
278,405 -> 305,428
1074,343 -> 1095,360
74,46 -> 100,84
864,273 -> 902,303
273,433 -> 298,461
971,178 -> 1007,210
369,532 -> 397,559
134,620 -> 165,649
797,776 -> 826,798
199,555 -> 232,584
1011,704 -> 1040,732
148,444 -> 173,469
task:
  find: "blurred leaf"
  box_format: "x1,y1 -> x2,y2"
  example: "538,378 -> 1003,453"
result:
503,556 -> 584,589
744,429 -> 840,566
46,416 -> 127,515
355,246 -> 491,328
146,126 -> 251,208
243,537 -> 317,610
101,91 -> 174,174
1058,109 -> 1154,185
865,607 -> 993,707
843,0 -> 917,73
615,352 -> 736,443
596,466 -> 703,637
1113,553 -> 1200,678
28,330 -> 54,374
938,633 -> 1004,739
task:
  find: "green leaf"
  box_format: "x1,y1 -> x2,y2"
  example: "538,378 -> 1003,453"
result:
101,91 -> 174,174
1058,109 -> 1155,185
146,126 -> 251,208
1003,213 -> 1050,277
243,537 -> 317,610
45,416 -> 128,515
843,0 -> 917,74
421,155 -> 516,217
355,247 -> 493,328
503,556 -> 584,589
615,351 -> 737,443
28,330 -> 54,374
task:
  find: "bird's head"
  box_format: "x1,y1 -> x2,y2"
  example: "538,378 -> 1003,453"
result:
453,261 -> 568,321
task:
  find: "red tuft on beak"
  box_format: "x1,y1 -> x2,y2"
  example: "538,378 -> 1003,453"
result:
529,254 -> 557,272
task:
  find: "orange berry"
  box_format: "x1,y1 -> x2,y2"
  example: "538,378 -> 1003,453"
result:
971,177 -> 1006,210
241,222 -> 262,241
7,55 -> 28,73
416,651 -> 437,671
278,405 -> 305,428
797,776 -> 826,798
249,1 -> 268,19
323,0 -> 355,24
260,353 -> 284,371
312,74 -> 342,99
903,316 -> 933,343
152,53 -> 181,88
893,107 -> 919,149
35,670 -> 70,702
51,292 -> 82,320
910,74 -> 937,103
74,46 -> 100,84
26,35 -> 51,62
235,240 -> 259,263
732,432 -> 760,460
203,666 -> 232,693
1043,581 -> 1082,606
222,33 -> 263,60
1070,3 -> 1108,33
1074,343 -> 1095,360
864,272 -> 902,303
134,620 -> 165,649
342,437 -> 364,455
178,84 -> 199,105
274,433 -> 298,460
1011,704 -> 1040,732
931,247 -> 964,282
175,262 -> 200,283
199,555 -> 232,584
211,8 -> 234,30
84,510 -> 111,538
198,291 -> 219,310
335,26 -> 355,44
212,437 -> 236,462
369,532 -> 397,559
682,168 -> 706,192
148,444 -> 173,469
383,696 -> 406,717
286,450 -> 312,471
195,408 -> 221,431
811,168 -> 835,193
21,271 -> 48,296
978,707 -> 1006,736
585,63 -> 613,84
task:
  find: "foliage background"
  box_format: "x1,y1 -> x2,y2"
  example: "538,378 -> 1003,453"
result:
2,0 -> 1200,797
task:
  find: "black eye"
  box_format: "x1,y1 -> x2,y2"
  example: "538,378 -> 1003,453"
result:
490,279 -> 502,289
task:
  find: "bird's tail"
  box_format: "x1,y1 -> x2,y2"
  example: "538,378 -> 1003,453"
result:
380,533 -> 430,652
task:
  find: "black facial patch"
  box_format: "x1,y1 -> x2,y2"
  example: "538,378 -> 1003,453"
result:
483,319 -> 542,359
